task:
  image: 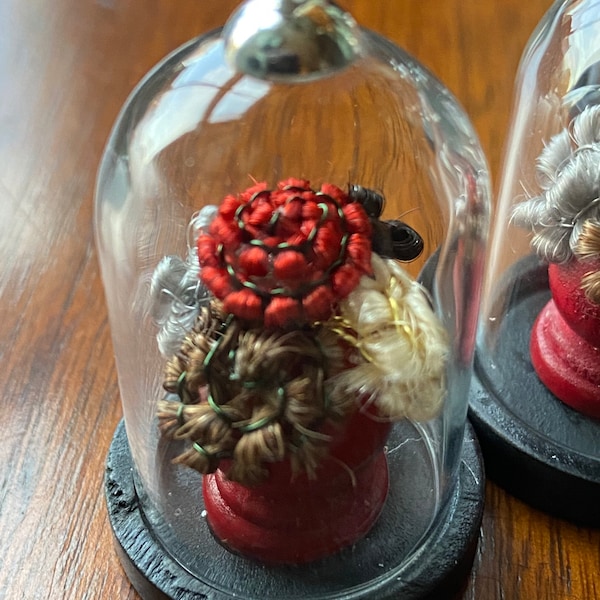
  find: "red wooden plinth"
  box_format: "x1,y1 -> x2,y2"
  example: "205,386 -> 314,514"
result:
530,260 -> 600,418
203,410 -> 392,564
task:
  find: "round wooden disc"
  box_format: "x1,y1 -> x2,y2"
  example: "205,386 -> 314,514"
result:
105,420 -> 484,600
469,257 -> 600,526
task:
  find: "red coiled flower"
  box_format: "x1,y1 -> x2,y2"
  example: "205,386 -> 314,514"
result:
197,179 -> 373,328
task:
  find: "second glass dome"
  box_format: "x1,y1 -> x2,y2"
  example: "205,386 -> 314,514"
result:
472,0 -> 600,525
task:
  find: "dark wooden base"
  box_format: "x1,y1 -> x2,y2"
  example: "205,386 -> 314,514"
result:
105,420 -> 485,599
470,257 -> 600,526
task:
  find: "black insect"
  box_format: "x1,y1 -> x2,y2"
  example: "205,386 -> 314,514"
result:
348,184 -> 385,220
348,184 -> 424,262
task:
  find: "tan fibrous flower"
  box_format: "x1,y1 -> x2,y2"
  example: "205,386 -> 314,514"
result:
161,301 -> 230,400
157,311 -> 352,486
576,219 -> 600,304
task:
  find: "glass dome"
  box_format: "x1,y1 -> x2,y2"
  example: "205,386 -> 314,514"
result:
96,0 -> 490,596
472,0 -> 600,524
478,0 -> 600,418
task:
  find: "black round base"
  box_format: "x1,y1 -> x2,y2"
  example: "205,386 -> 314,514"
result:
105,420 -> 484,600
469,257 -> 600,526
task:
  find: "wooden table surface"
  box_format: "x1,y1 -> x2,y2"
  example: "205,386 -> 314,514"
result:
1,0 -> 599,598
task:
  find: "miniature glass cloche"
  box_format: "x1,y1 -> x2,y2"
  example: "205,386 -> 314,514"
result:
95,1 -> 491,598
471,0 -> 600,526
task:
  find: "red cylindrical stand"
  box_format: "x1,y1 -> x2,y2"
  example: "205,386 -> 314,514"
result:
203,409 -> 392,564
530,260 -> 600,418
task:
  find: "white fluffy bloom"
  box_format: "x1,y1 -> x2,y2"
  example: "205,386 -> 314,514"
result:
327,254 -> 448,422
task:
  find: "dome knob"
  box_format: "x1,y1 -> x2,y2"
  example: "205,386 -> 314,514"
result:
223,0 -> 364,81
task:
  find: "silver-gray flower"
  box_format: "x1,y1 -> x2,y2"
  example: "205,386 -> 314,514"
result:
512,105 -> 600,263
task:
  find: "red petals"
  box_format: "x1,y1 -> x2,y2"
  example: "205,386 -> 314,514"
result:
239,246 -> 269,277
303,285 -> 336,321
273,250 -> 308,281
220,194 -> 242,219
239,182 -> 268,203
196,179 -> 373,327
245,200 -> 273,228
302,200 -> 324,220
197,234 -> 219,268
264,296 -> 302,328
281,198 -> 302,220
331,264 -> 362,298
314,223 -> 343,266
343,203 -> 373,235
319,183 -> 346,203
200,266 -> 233,299
209,216 -> 241,249
278,178 -> 311,191
224,289 -> 263,321
347,233 -> 373,274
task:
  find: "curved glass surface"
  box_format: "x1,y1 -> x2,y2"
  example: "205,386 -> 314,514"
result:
95,15 -> 489,594
477,0 -> 600,460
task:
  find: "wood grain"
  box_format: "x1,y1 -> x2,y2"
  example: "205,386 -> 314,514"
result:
1,0 -> 598,599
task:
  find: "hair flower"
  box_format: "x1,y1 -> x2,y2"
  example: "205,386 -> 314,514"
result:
196,179 -> 373,328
